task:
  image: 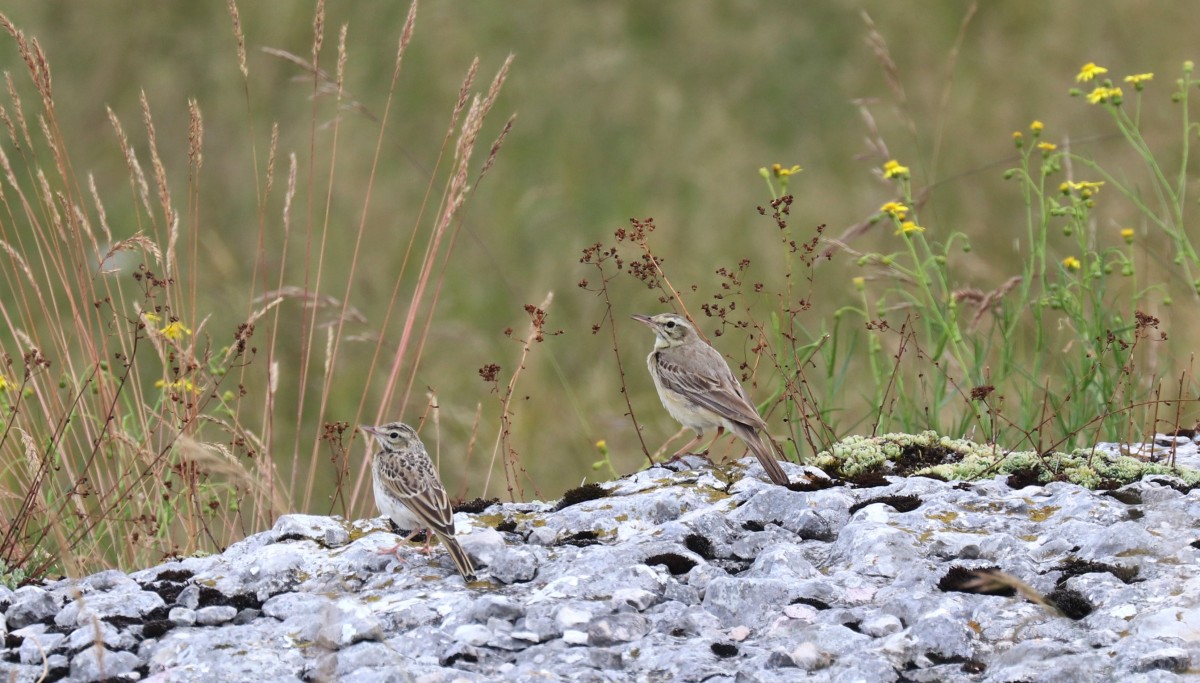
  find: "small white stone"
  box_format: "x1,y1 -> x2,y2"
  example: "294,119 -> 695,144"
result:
555,605 -> 591,629
782,604 -> 818,622
562,629 -> 589,645
168,607 -> 196,627
452,623 -> 491,646
789,642 -> 831,671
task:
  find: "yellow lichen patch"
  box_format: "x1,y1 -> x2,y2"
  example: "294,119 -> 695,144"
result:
1028,505 -> 1060,522
967,620 -> 982,634
1116,549 -> 1152,558
925,510 -> 959,525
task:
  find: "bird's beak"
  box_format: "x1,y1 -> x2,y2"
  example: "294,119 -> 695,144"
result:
359,424 -> 382,437
631,314 -> 653,327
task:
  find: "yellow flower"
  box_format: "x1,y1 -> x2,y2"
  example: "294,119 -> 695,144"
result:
882,160 -> 910,179
155,378 -> 200,394
1076,62 -> 1108,82
1062,256 -> 1082,271
0,374 -> 10,392
160,321 -> 192,341
595,440 -> 607,450
1061,180 -> 1105,196
1030,120 -> 1044,133
771,163 -> 803,178
852,276 -> 865,291
1086,86 -> 1123,105
1037,142 -> 1057,152
895,221 -> 925,236
1121,227 -> 1135,244
1123,73 -> 1153,89
880,201 -> 909,219
144,312 -> 161,324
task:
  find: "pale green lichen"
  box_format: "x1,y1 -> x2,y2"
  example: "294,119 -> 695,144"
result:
815,430 -> 999,478
816,430 -> 1200,488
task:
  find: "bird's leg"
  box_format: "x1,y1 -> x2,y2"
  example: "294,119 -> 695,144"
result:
699,426 -> 726,456
669,430 -> 715,461
376,527 -> 424,559
418,532 -> 435,556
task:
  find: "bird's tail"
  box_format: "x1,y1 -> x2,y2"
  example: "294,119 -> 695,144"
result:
731,424 -> 790,486
437,533 -> 478,582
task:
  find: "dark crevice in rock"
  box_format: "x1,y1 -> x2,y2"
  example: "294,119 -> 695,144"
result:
1045,587 -> 1093,620
142,619 -> 175,640
1055,559 -> 1138,585
845,472 -> 890,488
152,569 -> 193,583
786,478 -> 833,492
557,531 -> 600,547
1005,467 -> 1044,489
710,642 -> 738,658
683,534 -> 715,560
455,498 -> 499,514
555,483 -> 610,511
938,566 -> 1016,596
790,597 -> 831,610
961,660 -> 987,674
644,553 -> 696,575
849,494 -> 921,515
1103,488 -> 1143,505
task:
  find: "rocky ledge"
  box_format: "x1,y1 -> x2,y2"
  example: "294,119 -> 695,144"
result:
3,445 -> 1200,682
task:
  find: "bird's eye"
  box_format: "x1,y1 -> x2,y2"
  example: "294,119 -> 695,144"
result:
665,321 -> 675,328
389,431 -> 401,439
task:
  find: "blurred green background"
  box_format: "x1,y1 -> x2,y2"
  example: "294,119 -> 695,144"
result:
2,2 -> 1196,511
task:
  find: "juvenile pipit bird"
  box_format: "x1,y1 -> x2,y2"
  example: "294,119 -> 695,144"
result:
361,422 -> 477,582
632,313 -> 790,486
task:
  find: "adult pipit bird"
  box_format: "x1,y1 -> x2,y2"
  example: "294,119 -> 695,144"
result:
361,422 -> 477,582
632,313 -> 790,486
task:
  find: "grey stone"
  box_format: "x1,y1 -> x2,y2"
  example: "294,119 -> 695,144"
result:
70,647 -> 140,682
610,588 -> 658,612
6,586 -> 59,629
16,625 -> 65,665
233,608 -> 261,624
54,588 -> 165,628
859,613 -> 903,637
272,513 -> 351,547
315,597 -> 385,648
452,623 -> 491,646
169,606 -> 197,627
908,610 -> 974,661
175,583 -> 201,609
196,605 -> 238,625
489,546 -> 538,584
587,613 -> 648,646
79,569 -> 136,592
1131,646 -> 1191,674
701,577 -> 790,629
65,620 -> 136,652
469,595 -> 525,623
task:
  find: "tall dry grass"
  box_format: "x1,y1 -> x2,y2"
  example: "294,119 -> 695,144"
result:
0,0 -> 516,583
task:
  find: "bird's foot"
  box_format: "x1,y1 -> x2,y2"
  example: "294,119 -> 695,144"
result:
375,543 -> 408,561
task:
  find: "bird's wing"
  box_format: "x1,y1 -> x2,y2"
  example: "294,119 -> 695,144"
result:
654,346 -> 768,430
378,457 -> 458,536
